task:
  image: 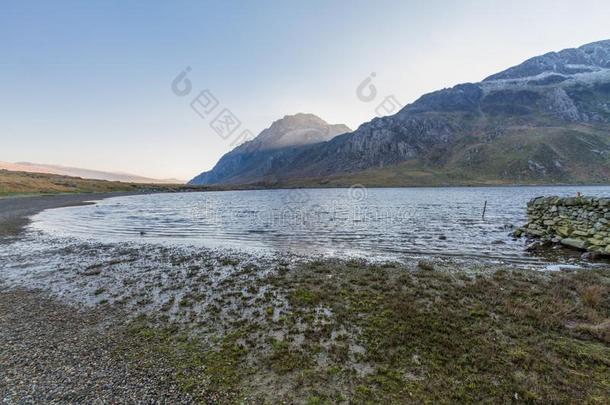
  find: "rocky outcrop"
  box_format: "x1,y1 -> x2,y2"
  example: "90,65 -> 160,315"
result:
523,196 -> 610,254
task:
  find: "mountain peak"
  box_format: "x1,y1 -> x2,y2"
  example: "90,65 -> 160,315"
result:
484,39 -> 610,82
248,113 -> 351,151
276,112 -> 328,125
189,113 -> 350,185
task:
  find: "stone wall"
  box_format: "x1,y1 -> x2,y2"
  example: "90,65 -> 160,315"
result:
522,196 -> 610,254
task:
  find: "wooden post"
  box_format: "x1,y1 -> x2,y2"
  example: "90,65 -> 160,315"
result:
482,200 -> 487,219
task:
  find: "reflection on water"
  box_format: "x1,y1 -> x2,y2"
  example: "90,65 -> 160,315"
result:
31,186 -> 610,263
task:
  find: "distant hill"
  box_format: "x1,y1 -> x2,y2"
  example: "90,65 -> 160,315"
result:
0,162 -> 184,184
0,169 -> 197,196
190,40 -> 610,187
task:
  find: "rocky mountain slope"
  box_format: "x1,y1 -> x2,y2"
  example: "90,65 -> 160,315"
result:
190,40 -> 610,187
190,113 -> 350,185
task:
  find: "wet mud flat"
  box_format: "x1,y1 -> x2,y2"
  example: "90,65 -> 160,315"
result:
1,232 -> 609,403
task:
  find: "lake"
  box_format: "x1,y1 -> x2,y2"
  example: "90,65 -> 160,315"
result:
30,186 -> 610,264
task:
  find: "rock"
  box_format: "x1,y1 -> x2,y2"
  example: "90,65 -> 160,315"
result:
572,230 -> 589,237
526,229 -> 545,237
587,238 -> 606,246
560,238 -> 587,250
556,226 -> 571,237
526,241 -> 542,251
564,197 -> 578,206
598,198 -> 610,207
417,260 -> 434,271
512,228 -> 524,238
80,267 -> 102,276
581,251 -> 603,261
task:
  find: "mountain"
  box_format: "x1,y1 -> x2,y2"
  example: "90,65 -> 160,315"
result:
190,40 -> 610,187
0,162 -> 184,184
189,113 -> 351,185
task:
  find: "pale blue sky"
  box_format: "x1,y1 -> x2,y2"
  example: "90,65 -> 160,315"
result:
2,0 -> 609,180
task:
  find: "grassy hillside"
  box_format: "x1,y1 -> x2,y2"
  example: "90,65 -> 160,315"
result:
0,170 -> 192,197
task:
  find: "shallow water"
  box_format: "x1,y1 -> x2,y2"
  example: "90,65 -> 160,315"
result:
30,186 -> 610,263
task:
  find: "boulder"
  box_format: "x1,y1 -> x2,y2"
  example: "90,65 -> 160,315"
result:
560,238 -> 587,250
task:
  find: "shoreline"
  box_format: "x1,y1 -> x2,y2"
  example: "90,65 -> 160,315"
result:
0,191 -> 168,238
188,180 -> 610,191
1,190 -> 609,402
0,188 -> 603,266
1,240 -> 608,402
2,179 -> 608,223
185,183 -> 610,194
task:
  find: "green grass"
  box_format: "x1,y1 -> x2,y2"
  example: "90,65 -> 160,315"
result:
117,260 -> 610,403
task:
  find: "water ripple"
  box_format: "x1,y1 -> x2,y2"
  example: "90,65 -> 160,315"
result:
30,186 -> 610,263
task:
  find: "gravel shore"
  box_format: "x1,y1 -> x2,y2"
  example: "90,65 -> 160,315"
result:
0,287 -> 193,404
0,193 -> 196,403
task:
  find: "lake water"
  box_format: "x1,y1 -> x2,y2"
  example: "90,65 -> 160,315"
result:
31,186 -> 610,264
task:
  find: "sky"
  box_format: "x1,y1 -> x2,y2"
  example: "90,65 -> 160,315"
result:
2,0 -> 610,181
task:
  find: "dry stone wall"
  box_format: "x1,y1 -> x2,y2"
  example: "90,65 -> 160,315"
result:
523,196 -> 610,254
